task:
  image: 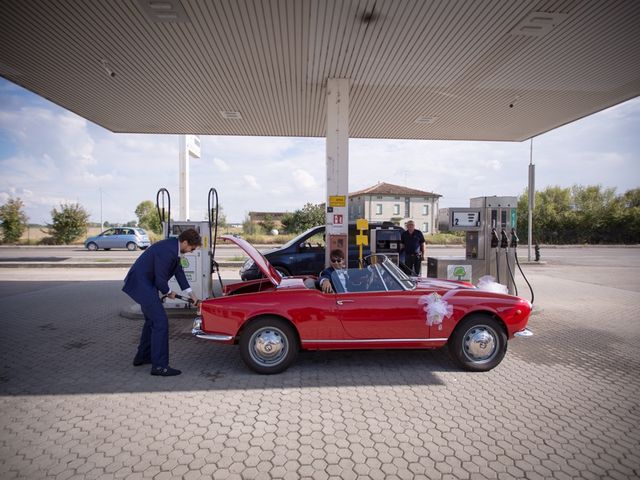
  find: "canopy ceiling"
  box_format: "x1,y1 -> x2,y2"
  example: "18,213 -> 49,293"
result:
1,0 -> 639,141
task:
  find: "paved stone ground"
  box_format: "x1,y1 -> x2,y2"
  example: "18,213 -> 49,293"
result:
1,251 -> 639,479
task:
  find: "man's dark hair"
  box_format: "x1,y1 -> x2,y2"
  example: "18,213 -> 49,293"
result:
330,249 -> 344,259
178,228 -> 202,247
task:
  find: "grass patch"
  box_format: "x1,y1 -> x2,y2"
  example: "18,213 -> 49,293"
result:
95,258 -> 112,262
425,232 -> 465,245
242,234 -> 295,244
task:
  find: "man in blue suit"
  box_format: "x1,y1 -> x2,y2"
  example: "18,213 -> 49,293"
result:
123,228 -> 202,376
319,249 -> 347,293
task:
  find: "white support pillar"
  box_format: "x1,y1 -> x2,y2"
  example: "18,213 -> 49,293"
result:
325,78 -> 350,266
178,135 -> 201,221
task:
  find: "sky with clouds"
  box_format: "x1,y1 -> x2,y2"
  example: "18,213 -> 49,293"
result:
1,77 -> 638,225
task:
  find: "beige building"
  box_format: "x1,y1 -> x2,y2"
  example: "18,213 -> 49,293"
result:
348,182 -> 441,234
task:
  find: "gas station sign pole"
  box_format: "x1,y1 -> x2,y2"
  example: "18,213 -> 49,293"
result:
178,135 -> 201,221
325,78 -> 350,266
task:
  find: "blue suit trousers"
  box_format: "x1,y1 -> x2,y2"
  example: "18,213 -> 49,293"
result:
136,299 -> 170,368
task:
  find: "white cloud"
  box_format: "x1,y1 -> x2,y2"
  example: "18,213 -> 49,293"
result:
243,175 -> 260,189
292,169 -> 318,189
213,157 -> 230,171
1,79 -> 639,224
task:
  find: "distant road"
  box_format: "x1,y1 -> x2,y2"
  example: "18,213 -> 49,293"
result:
0,244 -> 467,262
2,244 -> 638,266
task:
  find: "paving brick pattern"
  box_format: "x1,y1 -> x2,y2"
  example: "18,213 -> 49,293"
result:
1,256 -> 639,479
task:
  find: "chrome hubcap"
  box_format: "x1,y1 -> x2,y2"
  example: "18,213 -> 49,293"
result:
463,326 -> 498,363
249,327 -> 288,367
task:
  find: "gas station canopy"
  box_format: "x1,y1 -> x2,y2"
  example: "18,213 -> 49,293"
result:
1,0 -> 639,141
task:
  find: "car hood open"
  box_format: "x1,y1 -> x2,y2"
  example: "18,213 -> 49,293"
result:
223,235 -> 282,286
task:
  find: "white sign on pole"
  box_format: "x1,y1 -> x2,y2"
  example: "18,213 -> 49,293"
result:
186,135 -> 201,158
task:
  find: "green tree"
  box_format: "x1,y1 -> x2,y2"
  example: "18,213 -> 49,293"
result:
260,214 -> 276,234
135,200 -> 162,234
621,188 -> 640,208
0,197 -> 29,243
281,203 -> 325,233
571,185 -> 617,243
517,185 -> 640,245
47,203 -> 90,244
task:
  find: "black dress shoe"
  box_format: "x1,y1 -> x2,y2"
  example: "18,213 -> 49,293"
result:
133,357 -> 151,366
151,366 -> 182,376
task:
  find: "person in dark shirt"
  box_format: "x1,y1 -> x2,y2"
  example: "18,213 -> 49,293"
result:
401,220 -> 425,275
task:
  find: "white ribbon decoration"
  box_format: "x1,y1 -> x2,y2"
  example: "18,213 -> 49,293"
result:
476,275 -> 508,294
418,292 -> 453,327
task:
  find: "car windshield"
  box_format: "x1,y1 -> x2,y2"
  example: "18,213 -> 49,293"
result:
367,254 -> 416,290
329,255 -> 416,293
280,226 -> 323,250
135,228 -> 147,235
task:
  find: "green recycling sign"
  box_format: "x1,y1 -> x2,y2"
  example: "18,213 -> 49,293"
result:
447,264 -> 472,281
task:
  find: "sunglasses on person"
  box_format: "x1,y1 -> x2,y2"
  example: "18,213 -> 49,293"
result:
330,257 -> 344,263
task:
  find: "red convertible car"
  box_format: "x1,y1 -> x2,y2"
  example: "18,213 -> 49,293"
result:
193,235 -> 532,374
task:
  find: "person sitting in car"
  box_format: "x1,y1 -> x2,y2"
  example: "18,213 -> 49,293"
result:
319,249 -> 348,293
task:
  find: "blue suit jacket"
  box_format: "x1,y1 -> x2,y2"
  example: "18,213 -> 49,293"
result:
122,237 -> 190,305
319,266 -> 336,286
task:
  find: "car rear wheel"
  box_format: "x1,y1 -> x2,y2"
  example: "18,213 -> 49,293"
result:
240,317 -> 298,374
126,242 -> 137,251
86,242 -> 98,251
448,314 -> 507,371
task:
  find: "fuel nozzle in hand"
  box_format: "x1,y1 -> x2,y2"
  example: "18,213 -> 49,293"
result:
510,228 -> 519,248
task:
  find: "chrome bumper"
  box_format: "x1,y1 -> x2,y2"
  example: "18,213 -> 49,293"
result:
514,328 -> 533,338
191,317 -> 234,342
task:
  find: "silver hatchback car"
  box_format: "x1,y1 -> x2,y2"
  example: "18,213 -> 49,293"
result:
84,227 -> 151,251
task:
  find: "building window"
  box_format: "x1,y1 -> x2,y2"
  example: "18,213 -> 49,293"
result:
423,222 -> 429,232
376,204 -> 383,215
422,204 -> 429,215
405,198 -> 410,217
393,204 -> 400,215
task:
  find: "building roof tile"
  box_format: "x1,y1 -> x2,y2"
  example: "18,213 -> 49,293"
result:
350,182 -> 441,197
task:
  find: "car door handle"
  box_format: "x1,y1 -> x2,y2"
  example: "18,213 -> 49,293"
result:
336,300 -> 354,305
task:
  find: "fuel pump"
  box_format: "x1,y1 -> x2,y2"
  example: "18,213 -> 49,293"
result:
156,188 -> 215,308
428,196 -> 519,294
369,224 -> 403,265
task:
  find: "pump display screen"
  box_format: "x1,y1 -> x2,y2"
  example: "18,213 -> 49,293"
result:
452,211 -> 480,227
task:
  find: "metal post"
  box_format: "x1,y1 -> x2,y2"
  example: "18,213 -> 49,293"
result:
527,138 -> 535,261
178,135 -> 201,221
325,78 -> 350,266
178,136 -> 189,221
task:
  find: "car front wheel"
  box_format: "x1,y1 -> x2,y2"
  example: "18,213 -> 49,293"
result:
448,314 -> 507,371
126,242 -> 137,251
240,317 -> 298,374
86,242 -> 98,251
